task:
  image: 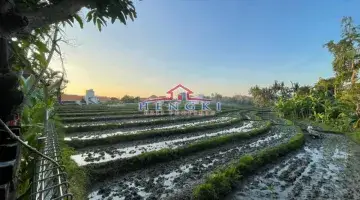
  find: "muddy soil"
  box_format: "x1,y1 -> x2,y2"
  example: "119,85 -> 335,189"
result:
64,115 -> 208,128
87,125 -> 297,200
65,117 -> 234,141
72,121 -> 261,166
65,111 -> 244,136
226,132 -> 360,200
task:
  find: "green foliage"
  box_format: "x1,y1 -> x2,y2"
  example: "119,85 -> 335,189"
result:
248,17 -> 360,133
275,83 -> 357,132
120,95 -> 141,103
249,80 -> 294,107
349,131 -> 360,144
85,122 -> 272,182
324,16 -> 360,86
61,145 -> 89,199
193,184 -> 218,200
192,132 -> 305,200
10,0 -> 139,197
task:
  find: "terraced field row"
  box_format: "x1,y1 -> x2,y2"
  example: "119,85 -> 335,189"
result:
58,104 -> 307,200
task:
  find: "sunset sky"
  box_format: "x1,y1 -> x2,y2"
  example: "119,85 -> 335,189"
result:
50,0 -> 360,98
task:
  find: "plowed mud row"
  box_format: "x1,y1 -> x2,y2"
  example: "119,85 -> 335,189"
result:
226,133 -> 360,200
87,124 -> 297,200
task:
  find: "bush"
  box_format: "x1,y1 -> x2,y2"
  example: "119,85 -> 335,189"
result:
349,131 -> 360,144
193,184 -> 218,200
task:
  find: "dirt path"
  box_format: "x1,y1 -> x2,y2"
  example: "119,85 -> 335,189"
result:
226,132 -> 360,200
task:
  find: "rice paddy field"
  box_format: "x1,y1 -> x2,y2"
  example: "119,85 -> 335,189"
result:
58,103 -> 360,200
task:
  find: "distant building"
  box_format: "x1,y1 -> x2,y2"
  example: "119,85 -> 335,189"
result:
60,94 -> 83,105
85,89 -> 99,104
60,89 -> 113,105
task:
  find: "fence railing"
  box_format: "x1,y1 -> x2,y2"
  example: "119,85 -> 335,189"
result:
30,114 -> 73,200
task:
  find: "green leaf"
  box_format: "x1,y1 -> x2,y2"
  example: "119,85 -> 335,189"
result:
86,12 -> 93,22
65,19 -> 74,27
69,16 -> 74,24
34,53 -> 47,66
118,12 -> 126,25
74,14 -> 84,29
93,13 -> 97,25
97,19 -> 102,32
111,17 -> 116,24
99,16 -> 107,26
35,40 -> 49,53
129,13 -> 134,21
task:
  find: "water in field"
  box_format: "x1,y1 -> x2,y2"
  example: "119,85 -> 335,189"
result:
71,121 -> 257,166
226,134 -> 360,200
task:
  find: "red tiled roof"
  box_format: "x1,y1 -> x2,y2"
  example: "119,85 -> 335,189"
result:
61,94 -> 83,101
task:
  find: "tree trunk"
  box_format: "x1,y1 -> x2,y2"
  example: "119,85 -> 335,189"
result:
0,2 -> 25,199
351,69 -> 357,86
0,38 -> 23,200
351,61 -> 358,86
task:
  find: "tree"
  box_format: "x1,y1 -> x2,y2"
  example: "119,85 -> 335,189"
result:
325,17 -> 360,87
0,1 -> 138,199
213,93 -> 223,101
121,94 -> 137,103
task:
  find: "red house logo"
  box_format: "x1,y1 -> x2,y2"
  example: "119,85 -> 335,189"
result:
142,84 -> 211,102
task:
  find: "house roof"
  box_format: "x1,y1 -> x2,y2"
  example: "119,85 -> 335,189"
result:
167,84 -> 193,94
61,94 -> 84,101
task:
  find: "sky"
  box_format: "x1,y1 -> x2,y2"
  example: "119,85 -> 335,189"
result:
50,0 -> 360,98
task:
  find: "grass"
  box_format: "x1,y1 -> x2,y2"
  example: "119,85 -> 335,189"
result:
247,111 -> 262,120
348,131 -> 360,144
66,118 -> 245,149
61,146 -> 89,200
290,118 -> 344,134
192,131 -> 305,200
284,119 -> 294,126
84,121 -> 272,182
55,120 -> 89,200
